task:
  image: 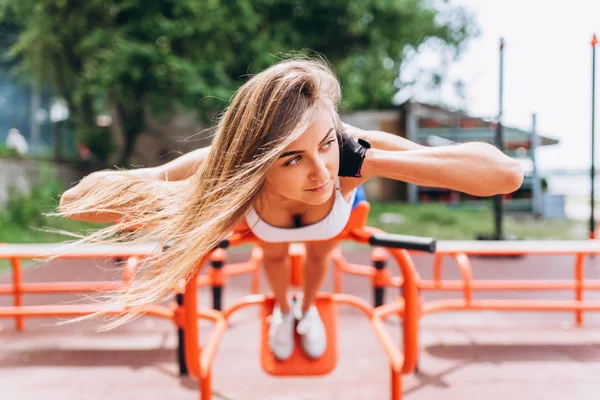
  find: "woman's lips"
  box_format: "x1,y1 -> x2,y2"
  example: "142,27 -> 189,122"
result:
306,181 -> 329,192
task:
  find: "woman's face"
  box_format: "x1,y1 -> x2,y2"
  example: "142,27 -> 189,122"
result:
263,106 -> 340,207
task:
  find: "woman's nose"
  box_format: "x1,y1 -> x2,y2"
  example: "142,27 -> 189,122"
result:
309,155 -> 330,182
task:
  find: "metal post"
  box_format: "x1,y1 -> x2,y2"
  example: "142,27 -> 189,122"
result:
29,83 -> 41,154
494,38 -> 505,240
590,34 -> 598,238
531,113 -> 542,217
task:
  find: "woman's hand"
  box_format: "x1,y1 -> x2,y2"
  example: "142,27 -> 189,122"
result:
341,122 -> 365,140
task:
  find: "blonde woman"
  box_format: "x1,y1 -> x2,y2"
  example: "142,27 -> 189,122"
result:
59,56 -> 523,361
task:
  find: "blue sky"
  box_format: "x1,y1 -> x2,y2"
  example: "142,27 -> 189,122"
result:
399,0 -> 600,172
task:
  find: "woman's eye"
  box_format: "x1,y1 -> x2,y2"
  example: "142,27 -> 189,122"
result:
321,139 -> 336,149
285,156 -> 302,167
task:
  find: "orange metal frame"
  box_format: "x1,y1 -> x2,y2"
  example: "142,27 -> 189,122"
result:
0,243 -> 262,332
178,202 -> 421,400
334,240 -> 600,329
0,202 -> 423,400
424,243 -> 600,326
6,202 -> 596,399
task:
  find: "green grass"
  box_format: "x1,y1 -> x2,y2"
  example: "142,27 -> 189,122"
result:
1,201 -> 588,270
366,202 -> 586,240
0,218 -> 106,270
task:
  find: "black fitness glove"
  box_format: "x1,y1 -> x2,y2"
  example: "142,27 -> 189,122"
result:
338,133 -> 371,178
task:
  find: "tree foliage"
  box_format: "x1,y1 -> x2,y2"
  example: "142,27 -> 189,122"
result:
0,0 -> 478,165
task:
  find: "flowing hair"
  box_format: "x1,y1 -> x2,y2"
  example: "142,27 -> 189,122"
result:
56,55 -> 345,330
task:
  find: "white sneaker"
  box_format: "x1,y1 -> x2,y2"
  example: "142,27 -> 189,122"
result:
268,304 -> 295,361
295,303 -> 327,359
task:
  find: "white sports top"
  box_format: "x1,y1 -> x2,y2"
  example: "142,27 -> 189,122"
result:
244,178 -> 357,243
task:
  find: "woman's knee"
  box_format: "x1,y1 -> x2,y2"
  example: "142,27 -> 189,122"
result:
261,243 -> 290,268
304,242 -> 338,265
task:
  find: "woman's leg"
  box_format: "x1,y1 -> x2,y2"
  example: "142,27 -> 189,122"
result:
293,240 -> 338,359
261,242 -> 295,361
301,240 -> 338,312
261,242 -> 291,312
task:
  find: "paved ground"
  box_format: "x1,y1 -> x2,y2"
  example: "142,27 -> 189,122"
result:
2,249 -> 600,399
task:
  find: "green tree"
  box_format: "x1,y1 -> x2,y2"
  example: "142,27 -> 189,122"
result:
0,0 -> 477,166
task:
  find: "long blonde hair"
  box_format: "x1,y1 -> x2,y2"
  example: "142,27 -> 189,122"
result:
57,55 -> 345,329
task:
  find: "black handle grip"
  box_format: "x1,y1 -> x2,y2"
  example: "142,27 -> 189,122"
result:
369,233 -> 436,253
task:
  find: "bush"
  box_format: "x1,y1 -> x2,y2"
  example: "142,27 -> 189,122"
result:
1,163 -> 64,227
0,144 -> 24,159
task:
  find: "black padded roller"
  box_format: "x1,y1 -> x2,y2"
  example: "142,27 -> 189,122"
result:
369,233 -> 436,253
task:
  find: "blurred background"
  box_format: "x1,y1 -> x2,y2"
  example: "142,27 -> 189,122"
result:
0,0 -> 598,245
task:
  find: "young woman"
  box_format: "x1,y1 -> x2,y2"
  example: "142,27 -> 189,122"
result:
58,56 -> 523,361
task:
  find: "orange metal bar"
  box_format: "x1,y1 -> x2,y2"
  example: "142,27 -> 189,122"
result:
250,246 -> 262,294
348,226 -> 420,374
183,253 -> 212,380
372,268 -> 392,288
0,282 -> 126,294
0,304 -> 173,319
199,318 -> 227,379
575,253 -> 585,326
433,253 -> 444,287
200,371 -> 211,400
391,366 -> 402,400
289,244 -> 305,287
418,279 -> 600,291
331,293 -> 373,318
390,276 -> 404,288
223,263 -> 256,276
331,293 -> 405,374
454,253 -> 473,304
386,248 -> 419,374
343,263 -> 375,277
373,299 -> 405,320
331,248 -> 345,293
208,267 -> 225,287
196,275 -> 211,287
371,316 -> 403,371
223,294 -> 267,320
10,257 -> 24,331
422,299 -> 600,315
123,256 -> 137,284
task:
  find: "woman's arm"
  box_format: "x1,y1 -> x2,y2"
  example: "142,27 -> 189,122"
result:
343,123 -> 425,151
150,146 -> 211,181
59,146 -> 211,219
361,142 -> 524,197
60,146 -> 210,205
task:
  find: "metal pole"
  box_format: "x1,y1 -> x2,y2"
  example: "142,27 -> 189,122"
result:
531,113 -> 542,217
29,83 -> 41,154
591,34 -> 598,238
494,38 -> 505,239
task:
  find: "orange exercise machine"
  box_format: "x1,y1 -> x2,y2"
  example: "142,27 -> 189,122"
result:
174,201 -> 436,400
333,236 -> 600,374
0,202 -> 436,399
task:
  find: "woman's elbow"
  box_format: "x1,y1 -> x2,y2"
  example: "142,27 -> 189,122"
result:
470,158 -> 524,197
480,144 -> 525,195
58,190 -> 76,213
501,158 -> 525,193
482,159 -> 523,196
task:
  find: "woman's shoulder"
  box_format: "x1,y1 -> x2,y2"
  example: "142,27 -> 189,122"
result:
339,176 -> 369,199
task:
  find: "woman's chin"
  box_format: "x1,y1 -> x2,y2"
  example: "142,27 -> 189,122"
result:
302,187 -> 334,205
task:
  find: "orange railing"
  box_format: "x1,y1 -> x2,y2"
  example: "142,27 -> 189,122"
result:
177,201 -> 431,399
0,203 -> 436,400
